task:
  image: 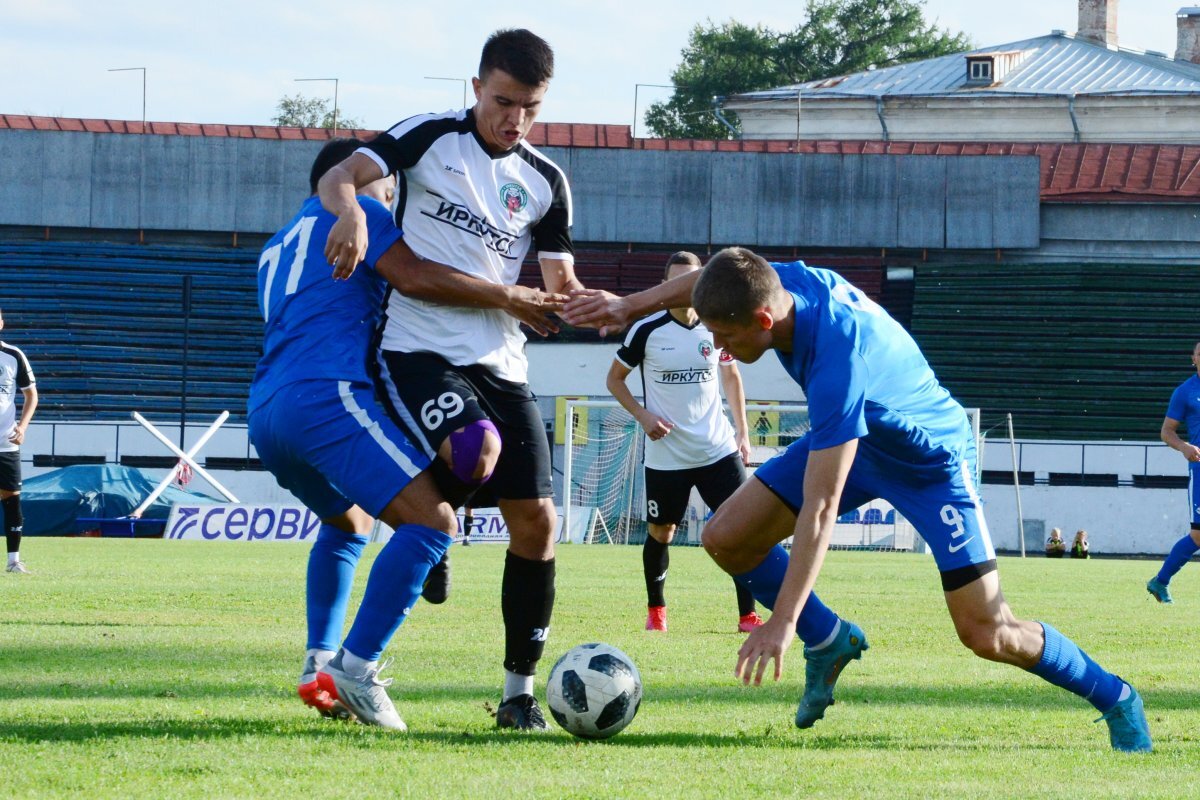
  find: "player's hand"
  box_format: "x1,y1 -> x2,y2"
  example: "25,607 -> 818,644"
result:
1184,444 -> 1200,463
8,426 -> 24,445
735,615 -> 793,686
562,289 -> 629,337
325,211 -> 368,280
639,414 -> 673,441
735,432 -> 752,465
504,285 -> 570,337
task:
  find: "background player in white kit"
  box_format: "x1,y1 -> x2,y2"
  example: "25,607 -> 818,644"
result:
0,309 -> 37,575
606,252 -> 762,633
319,29 -> 580,730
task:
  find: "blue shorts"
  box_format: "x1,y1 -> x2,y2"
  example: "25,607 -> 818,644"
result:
248,380 -> 431,520
1190,461 -> 1200,527
754,435 -> 996,577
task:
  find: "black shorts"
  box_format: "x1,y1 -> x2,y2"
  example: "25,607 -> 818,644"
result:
644,451 -> 746,526
0,451 -> 22,492
378,350 -> 552,501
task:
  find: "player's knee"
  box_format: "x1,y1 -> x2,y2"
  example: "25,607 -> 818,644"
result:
440,420 -> 501,485
701,513 -> 751,572
955,620 -> 1008,661
649,524 -> 676,545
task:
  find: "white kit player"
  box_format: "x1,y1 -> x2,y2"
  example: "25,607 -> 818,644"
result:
319,29 -> 580,730
0,308 -> 37,575
606,252 -> 763,633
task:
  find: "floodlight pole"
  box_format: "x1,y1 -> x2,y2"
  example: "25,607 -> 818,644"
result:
108,67 -> 146,129
425,76 -> 468,109
295,77 -> 340,134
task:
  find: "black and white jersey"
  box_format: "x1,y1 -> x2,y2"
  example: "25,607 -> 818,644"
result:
359,108 -> 574,384
0,342 -> 34,453
615,311 -> 737,470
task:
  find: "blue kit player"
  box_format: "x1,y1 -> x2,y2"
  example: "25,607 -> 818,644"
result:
248,139 -> 456,731
564,247 -> 1152,752
1147,341 -> 1200,604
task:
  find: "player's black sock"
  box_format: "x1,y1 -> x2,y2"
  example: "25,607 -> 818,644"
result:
501,551 -> 555,675
643,536 -> 669,607
2,495 -> 22,554
733,578 -> 756,616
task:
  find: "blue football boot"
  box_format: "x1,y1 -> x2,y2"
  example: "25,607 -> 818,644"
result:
1096,684 -> 1152,752
795,620 -> 869,729
1145,578 -> 1172,604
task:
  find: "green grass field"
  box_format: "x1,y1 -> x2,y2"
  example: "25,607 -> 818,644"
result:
1,540 -> 1196,799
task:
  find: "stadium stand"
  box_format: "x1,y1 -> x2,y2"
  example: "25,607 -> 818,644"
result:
911,262 -> 1200,441
1,239 -> 893,421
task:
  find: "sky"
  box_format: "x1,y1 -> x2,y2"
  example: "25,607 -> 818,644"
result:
0,1 -> 1190,133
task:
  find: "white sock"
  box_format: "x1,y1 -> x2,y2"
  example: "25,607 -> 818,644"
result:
305,648 -> 335,672
1118,683 -> 1131,703
7,552 -> 17,565
503,670 -> 534,700
807,619 -> 842,652
340,650 -> 378,679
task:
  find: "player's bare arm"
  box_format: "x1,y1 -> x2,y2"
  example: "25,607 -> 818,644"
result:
9,385 -> 37,446
736,439 -> 857,686
719,362 -> 751,465
317,152 -> 384,277
375,239 -> 568,337
1161,417 -> 1200,461
605,360 -> 672,441
564,269 -> 702,335
539,256 -> 584,296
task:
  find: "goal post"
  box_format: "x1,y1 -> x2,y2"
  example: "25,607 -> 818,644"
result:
560,399 -> 983,551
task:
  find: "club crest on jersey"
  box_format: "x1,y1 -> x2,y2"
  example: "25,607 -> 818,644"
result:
698,340 -> 714,358
500,182 -> 529,217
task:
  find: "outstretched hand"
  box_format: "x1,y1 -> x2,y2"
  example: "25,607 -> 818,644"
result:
562,289 -> 630,337
735,616 -> 794,686
505,286 -> 570,337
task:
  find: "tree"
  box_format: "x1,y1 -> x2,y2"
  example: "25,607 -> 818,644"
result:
271,94 -> 364,131
646,0 -> 972,139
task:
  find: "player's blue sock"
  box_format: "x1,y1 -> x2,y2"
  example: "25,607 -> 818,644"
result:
306,524 -> 368,652
734,544 -> 839,646
1030,622 -> 1124,713
342,524 -> 453,662
1155,533 -> 1200,585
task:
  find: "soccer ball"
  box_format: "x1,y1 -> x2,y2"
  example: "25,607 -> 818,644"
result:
546,642 -> 642,739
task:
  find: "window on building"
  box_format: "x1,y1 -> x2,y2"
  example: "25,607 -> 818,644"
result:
968,60 -> 993,82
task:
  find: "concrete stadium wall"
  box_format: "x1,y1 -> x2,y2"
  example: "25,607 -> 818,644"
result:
0,129 -> 1039,249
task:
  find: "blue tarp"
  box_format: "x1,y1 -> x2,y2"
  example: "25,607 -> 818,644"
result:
22,465 -> 218,537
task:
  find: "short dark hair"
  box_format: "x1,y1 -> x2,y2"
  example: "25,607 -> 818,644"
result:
479,29 -> 554,86
309,138 -> 364,194
663,251 -> 702,280
692,247 -> 783,324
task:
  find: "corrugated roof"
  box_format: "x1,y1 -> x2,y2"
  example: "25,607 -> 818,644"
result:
727,33 -> 1200,102
2,115 -> 1197,201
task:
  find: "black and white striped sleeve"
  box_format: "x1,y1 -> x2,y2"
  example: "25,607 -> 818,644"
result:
615,316 -> 652,369
358,112 -> 463,176
12,346 -> 34,389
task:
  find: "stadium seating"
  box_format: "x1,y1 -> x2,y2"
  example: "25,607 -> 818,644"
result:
836,509 -> 861,524
1,239 -> 895,421
861,508 -> 885,526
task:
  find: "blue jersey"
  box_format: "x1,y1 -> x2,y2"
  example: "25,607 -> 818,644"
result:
771,261 -> 969,469
1166,374 -> 1200,447
248,195 -> 403,414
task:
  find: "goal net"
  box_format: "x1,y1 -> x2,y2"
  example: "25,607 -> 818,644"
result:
560,400 -> 981,552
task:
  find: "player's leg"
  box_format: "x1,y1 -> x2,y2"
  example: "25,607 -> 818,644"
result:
306,382 -> 453,730
378,350 -> 502,604
1,451 -> 29,574
471,368 -> 559,731
892,456 -> 1151,752
643,466 -> 692,631
248,388 -> 376,719
701,439 -> 870,728
693,453 -> 762,631
1148,462 -> 1200,603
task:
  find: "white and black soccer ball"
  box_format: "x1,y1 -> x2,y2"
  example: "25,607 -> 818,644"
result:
546,642 -> 642,739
